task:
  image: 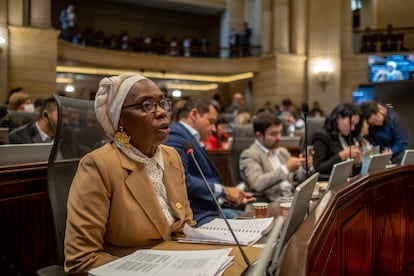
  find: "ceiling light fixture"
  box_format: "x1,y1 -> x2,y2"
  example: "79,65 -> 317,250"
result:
56,66 -> 254,83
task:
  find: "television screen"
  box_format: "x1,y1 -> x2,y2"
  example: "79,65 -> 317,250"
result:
368,54 -> 414,82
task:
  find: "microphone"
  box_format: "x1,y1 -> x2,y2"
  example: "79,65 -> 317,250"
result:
183,141 -> 251,269
302,103 -> 309,177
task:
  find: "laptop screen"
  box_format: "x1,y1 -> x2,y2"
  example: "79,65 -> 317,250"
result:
361,152 -> 392,175
267,172 -> 319,274
326,159 -> 354,191
401,149 -> 414,166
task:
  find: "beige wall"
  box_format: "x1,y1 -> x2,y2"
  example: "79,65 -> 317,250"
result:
3,0 -> 414,112
375,0 -> 414,28
8,26 -> 59,102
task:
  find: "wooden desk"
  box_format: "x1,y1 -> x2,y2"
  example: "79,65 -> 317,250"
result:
0,162 -> 57,276
3,161 -> 413,275
153,241 -> 262,275
278,165 -> 414,275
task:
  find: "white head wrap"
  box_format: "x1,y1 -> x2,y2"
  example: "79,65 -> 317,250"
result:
386,61 -> 397,69
95,72 -> 147,136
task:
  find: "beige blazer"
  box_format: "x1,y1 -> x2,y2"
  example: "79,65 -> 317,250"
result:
239,142 -> 306,201
64,143 -> 195,274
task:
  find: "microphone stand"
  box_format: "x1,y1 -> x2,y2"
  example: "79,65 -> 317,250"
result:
184,143 -> 251,269
349,116 -> 353,177
302,103 -> 309,177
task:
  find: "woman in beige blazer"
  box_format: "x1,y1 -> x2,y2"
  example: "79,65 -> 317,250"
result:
64,72 -> 195,274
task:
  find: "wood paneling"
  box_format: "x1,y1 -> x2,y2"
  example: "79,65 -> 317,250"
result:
372,188 -> 405,274
406,185 -> 414,267
279,166 -> 414,275
341,205 -> 371,275
0,163 -> 57,276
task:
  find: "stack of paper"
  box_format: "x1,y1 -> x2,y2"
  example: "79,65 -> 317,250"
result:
179,217 -> 274,246
88,248 -> 234,276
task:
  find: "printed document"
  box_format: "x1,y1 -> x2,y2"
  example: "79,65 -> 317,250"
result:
88,248 -> 233,276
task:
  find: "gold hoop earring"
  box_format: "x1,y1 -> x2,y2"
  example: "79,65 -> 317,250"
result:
114,126 -> 130,151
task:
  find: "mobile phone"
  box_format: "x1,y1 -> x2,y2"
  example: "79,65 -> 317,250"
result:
306,145 -> 314,155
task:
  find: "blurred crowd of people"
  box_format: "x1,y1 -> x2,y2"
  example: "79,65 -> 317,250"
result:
58,5 -> 258,58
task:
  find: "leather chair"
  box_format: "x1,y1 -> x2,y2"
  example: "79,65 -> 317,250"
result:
303,117 -> 328,180
227,124 -> 255,187
302,117 -> 325,152
37,95 -> 109,276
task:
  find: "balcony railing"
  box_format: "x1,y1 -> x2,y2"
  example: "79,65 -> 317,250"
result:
67,35 -> 261,59
353,26 -> 414,54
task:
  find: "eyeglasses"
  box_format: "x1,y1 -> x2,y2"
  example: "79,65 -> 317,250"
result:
122,98 -> 173,113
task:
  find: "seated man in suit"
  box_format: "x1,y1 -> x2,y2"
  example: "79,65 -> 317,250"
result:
239,112 -> 312,202
7,97 -> 57,144
166,96 -> 255,226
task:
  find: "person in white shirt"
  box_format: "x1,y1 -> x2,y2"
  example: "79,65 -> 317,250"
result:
240,112 -> 312,202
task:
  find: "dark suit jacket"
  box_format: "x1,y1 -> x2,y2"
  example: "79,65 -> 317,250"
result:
6,122 -> 44,144
312,129 -> 360,178
166,122 -> 222,226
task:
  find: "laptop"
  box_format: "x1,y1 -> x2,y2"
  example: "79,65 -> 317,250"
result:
401,149 -> 414,166
361,152 -> 392,176
246,173 -> 319,276
245,216 -> 284,276
0,143 -> 53,165
325,159 -> 354,191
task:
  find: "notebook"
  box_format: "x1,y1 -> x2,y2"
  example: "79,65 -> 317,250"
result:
180,217 -> 274,246
261,172 -> 320,274
401,149 -> 414,166
361,152 -> 392,175
326,159 -> 354,191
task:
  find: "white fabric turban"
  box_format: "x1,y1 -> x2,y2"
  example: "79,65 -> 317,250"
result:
95,72 -> 147,136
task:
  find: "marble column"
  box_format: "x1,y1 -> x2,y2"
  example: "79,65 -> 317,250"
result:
30,0 -> 51,28
307,0 -> 342,112
7,0 -> 29,26
220,0 -> 244,58
273,0 -> 290,53
0,0 -> 8,100
261,0 -> 273,55
290,0 -> 307,55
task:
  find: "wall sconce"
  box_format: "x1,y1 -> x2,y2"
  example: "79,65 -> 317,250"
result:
64,84 -> 75,93
0,36 -> 6,53
172,89 -> 182,98
313,59 -> 334,86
